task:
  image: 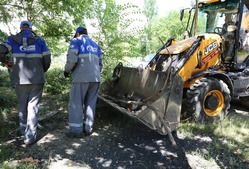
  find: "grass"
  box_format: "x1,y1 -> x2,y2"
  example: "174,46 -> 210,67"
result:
178,113 -> 249,168
0,71 -> 18,138
0,145 -> 40,169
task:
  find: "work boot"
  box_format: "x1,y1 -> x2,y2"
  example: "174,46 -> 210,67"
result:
84,130 -> 93,136
84,125 -> 93,136
24,137 -> 37,146
84,126 -> 93,136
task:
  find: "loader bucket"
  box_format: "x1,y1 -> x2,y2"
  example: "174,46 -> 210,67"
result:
98,63 -> 183,136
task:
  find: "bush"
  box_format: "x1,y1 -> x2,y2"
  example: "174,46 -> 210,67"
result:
45,68 -> 71,95
0,69 -> 11,88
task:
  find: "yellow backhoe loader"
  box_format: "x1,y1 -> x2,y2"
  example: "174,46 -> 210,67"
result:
98,0 -> 249,145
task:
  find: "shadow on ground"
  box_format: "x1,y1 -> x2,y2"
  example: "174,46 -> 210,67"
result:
2,101 -> 249,169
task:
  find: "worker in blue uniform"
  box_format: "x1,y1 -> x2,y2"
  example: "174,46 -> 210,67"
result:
0,21 -> 51,145
64,26 -> 103,138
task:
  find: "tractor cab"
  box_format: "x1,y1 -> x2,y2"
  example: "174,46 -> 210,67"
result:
182,0 -> 249,70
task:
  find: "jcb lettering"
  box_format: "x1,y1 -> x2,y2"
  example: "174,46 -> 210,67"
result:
204,41 -> 218,55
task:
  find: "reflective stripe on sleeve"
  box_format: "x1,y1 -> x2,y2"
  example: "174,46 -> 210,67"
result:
12,53 -> 43,58
78,54 -> 99,59
42,51 -> 51,56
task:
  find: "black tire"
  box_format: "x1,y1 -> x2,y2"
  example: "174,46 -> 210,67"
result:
186,77 -> 231,122
239,96 -> 249,108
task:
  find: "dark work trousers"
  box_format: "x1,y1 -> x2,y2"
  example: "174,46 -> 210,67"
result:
68,82 -> 100,134
15,84 -> 44,141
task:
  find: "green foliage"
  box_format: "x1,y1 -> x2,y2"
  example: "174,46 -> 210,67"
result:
0,0 -> 192,74
0,69 -> 17,109
0,69 -> 17,138
0,69 -> 11,88
141,10 -> 188,54
101,57 -> 120,81
44,68 -> 71,96
0,144 -> 39,169
142,0 -> 158,55
143,0 -> 158,22
0,0 -> 95,54
0,0 -> 147,78
0,145 -> 17,162
0,114 -> 16,138
0,0 -> 191,79
0,30 -> 8,42
86,0 -> 144,78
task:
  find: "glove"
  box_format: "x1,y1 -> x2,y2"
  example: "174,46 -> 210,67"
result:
5,62 -> 13,69
64,71 -> 69,78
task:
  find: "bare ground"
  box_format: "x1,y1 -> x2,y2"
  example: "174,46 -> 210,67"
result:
2,98 -> 249,169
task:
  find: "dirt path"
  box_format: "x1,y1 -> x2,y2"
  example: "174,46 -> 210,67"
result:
25,111 -> 203,169
3,100 -> 249,169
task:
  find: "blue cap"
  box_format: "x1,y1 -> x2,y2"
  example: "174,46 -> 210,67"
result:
74,26 -> 87,38
20,21 -> 32,28
76,26 -> 87,33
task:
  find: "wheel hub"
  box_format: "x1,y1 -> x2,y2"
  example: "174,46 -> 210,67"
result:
205,95 -> 219,110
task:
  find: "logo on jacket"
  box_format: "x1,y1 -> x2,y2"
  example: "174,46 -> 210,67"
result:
20,45 -> 36,52
87,45 -> 97,52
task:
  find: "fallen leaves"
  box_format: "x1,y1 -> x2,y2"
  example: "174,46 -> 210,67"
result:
18,157 -> 39,164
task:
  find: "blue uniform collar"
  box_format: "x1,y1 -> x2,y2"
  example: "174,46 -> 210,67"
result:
20,30 -> 34,38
